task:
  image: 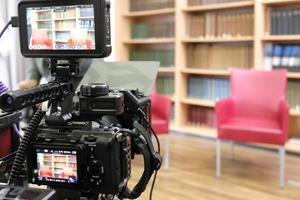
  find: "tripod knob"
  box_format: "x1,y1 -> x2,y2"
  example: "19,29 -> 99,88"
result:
80,83 -> 109,97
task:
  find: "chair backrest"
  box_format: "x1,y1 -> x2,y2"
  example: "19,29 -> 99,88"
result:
230,69 -> 287,119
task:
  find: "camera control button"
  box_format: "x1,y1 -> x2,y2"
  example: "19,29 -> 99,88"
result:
85,136 -> 97,142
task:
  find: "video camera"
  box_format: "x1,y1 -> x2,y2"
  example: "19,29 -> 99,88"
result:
0,0 -> 162,200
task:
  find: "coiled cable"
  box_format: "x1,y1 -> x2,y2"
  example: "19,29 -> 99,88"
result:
8,109 -> 45,185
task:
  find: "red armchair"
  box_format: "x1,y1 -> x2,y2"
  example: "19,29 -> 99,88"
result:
151,91 -> 172,168
31,29 -> 53,49
0,128 -> 12,158
215,69 -> 289,187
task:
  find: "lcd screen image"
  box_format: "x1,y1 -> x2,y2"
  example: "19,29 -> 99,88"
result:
26,4 -> 95,50
36,148 -> 78,184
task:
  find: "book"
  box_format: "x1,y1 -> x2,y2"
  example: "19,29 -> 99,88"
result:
130,49 -> 175,67
187,77 -> 230,101
131,21 -> 175,39
187,43 -> 253,70
130,0 -> 175,12
287,80 -> 300,111
188,0 -> 253,6
271,7 -> 300,35
156,76 -> 175,96
187,9 -> 254,39
264,44 -> 300,72
187,106 -> 216,128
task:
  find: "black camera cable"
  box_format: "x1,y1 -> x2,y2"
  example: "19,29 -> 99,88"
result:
142,117 -> 161,200
8,109 -> 45,185
0,20 -> 11,38
0,17 -> 19,38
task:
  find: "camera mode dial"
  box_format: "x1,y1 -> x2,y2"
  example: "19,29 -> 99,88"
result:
80,83 -> 109,97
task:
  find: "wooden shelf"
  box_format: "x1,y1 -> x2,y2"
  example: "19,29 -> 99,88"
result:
123,38 -> 175,44
182,37 -> 254,43
172,125 -> 217,138
35,19 -> 52,22
288,72 -> 300,79
263,0 -> 300,5
181,68 -> 230,76
54,18 -> 76,21
181,98 -> 215,107
159,67 -> 176,73
183,1 -> 254,12
124,8 -> 175,17
262,35 -> 300,42
290,110 -> 300,117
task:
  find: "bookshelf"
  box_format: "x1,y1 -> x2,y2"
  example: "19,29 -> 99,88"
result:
115,0 -> 300,153
32,6 -> 95,49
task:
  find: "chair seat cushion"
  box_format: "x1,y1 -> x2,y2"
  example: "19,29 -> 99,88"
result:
151,113 -> 169,135
219,117 -> 285,145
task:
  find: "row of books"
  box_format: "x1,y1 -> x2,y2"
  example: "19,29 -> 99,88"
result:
37,21 -> 52,29
37,12 -> 52,20
131,22 -> 175,39
54,9 -> 76,19
188,0 -> 251,6
187,44 -> 253,70
187,106 -> 216,128
287,81 -> 300,111
80,20 -> 95,30
55,21 -> 76,29
80,7 -> 94,17
55,32 -> 70,41
130,0 -> 175,12
264,44 -> 300,72
187,10 -> 254,38
271,7 -> 300,35
156,76 -> 175,96
187,77 -> 230,101
130,50 -> 174,67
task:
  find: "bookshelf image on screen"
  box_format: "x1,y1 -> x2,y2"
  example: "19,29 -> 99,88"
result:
36,148 -> 78,184
26,4 -> 95,50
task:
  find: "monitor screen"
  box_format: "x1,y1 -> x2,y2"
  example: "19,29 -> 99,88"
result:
36,148 -> 78,184
26,4 -> 95,50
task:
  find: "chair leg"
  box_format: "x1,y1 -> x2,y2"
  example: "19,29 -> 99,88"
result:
216,139 -> 221,178
279,146 -> 285,188
164,135 -> 170,169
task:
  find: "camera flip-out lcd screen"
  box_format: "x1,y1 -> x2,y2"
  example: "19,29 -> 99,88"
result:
26,5 -> 95,50
36,148 -> 78,184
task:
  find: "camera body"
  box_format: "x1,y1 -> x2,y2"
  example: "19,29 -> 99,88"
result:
0,0 -> 162,199
27,126 -> 131,195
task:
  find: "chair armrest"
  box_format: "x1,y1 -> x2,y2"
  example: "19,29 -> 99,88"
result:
151,94 -> 171,121
279,100 -> 289,141
215,98 -> 234,128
